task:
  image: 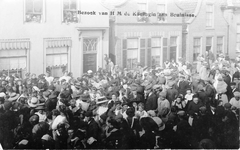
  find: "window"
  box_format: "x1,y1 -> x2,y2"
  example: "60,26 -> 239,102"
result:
151,37 -> 161,66
157,4 -> 166,22
137,2 -> 148,22
206,4 -> 214,28
217,36 -> 224,55
0,49 -> 27,77
193,38 -> 201,61
127,39 -> 138,69
237,24 -> 240,52
83,38 -> 98,52
206,37 -> 213,52
25,0 -> 44,23
63,0 -> 78,23
46,47 -> 68,77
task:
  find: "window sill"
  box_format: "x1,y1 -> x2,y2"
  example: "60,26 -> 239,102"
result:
206,27 -> 215,30
24,21 -> 43,24
62,22 -> 79,24
157,21 -> 167,23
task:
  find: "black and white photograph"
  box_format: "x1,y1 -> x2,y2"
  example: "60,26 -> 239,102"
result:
0,0 -> 239,149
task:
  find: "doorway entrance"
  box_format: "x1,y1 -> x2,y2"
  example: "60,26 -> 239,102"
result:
83,38 -> 98,73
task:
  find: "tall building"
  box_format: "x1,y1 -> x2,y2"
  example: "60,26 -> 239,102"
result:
221,0 -> 240,58
105,0 -> 183,69
0,0 -> 109,77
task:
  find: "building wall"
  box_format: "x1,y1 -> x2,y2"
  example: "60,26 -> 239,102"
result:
186,0 -> 228,63
0,0 -> 109,77
110,0 -> 183,68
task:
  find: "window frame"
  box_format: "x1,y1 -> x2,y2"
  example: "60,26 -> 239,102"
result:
216,36 -> 224,55
23,0 -> 46,23
137,0 -> 148,23
206,36 -> 213,53
206,3 -> 214,28
170,36 -> 178,62
61,0 -> 80,24
157,0 -> 167,23
151,37 -> 162,66
193,37 -> 202,62
126,38 -> 139,69
83,38 -> 98,54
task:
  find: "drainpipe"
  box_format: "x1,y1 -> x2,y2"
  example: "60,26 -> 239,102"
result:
227,24 -> 229,55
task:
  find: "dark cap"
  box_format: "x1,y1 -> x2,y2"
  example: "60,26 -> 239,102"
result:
85,111 -> 93,117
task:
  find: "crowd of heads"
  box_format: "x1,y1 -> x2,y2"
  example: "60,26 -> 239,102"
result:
0,55 -> 239,149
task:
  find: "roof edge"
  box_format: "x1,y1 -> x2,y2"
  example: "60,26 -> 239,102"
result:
187,0 -> 203,24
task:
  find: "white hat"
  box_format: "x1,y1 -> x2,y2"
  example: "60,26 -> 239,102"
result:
27,97 -> 39,108
152,117 -> 165,131
8,93 -> 20,102
87,70 -> 93,74
32,86 -> 40,92
0,92 -> 6,98
41,134 -> 53,141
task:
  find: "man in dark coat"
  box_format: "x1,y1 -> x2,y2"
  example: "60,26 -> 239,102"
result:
191,76 -> 205,94
204,78 -> 216,103
177,75 -> 190,97
187,95 -> 203,116
144,84 -> 158,111
196,84 -> 209,106
166,81 -> 178,104
85,111 -> 100,149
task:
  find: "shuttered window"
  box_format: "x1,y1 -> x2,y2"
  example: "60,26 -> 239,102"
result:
170,37 -> 177,62
140,39 -> 146,66
122,39 -> 127,68
162,38 -> 168,64
147,38 -> 151,67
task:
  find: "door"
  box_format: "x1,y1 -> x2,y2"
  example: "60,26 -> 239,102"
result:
83,38 -> 98,73
83,53 -> 97,73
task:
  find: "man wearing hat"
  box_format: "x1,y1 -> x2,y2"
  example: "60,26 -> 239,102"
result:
144,84 -> 158,111
152,84 -> 162,96
175,110 -> 192,148
35,105 -> 47,122
84,111 -> 99,148
8,92 -> 20,102
177,74 -> 190,97
191,76 -> 205,94
157,91 -> 170,117
166,81 -> 178,104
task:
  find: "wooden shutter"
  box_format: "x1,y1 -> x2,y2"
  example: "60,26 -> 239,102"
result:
122,39 -> 127,68
147,38 -> 151,67
140,39 -> 146,66
163,38 -> 168,64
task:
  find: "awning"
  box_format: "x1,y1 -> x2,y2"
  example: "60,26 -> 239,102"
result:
0,41 -> 30,50
46,39 -> 72,48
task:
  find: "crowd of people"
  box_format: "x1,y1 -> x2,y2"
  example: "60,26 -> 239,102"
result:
0,53 -> 239,149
